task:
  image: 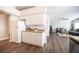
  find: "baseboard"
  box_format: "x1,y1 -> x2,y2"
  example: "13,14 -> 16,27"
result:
0,37 -> 9,41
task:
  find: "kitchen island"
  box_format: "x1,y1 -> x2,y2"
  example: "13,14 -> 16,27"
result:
22,29 -> 47,47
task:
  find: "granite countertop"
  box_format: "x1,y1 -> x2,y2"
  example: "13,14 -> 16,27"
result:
23,28 -> 45,33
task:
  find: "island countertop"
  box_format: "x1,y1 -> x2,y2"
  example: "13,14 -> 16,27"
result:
22,29 -> 45,33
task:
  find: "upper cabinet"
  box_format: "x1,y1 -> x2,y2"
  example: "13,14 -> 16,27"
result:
25,13 -> 47,25
20,6 -> 48,25
9,15 -> 19,28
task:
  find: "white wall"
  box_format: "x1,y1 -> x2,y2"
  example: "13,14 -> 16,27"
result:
47,6 -> 79,32
49,19 -> 71,32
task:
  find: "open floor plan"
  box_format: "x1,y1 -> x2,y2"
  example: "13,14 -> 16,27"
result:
0,6 -> 79,53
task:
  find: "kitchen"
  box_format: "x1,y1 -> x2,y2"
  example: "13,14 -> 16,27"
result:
10,6 -> 49,47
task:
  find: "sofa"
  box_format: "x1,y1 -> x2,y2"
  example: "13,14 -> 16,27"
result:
69,29 -> 79,52
56,28 -> 66,33
69,29 -> 79,43
69,29 -> 79,36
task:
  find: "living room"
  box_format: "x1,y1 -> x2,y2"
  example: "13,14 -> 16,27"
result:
48,6 -> 79,52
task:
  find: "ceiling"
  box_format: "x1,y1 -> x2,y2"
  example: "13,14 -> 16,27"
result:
16,6 -> 35,10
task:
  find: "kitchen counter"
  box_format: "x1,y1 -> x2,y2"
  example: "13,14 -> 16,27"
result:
23,29 -> 45,33
22,29 -> 47,47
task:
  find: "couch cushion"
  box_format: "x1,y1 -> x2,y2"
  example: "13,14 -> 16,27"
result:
76,29 -> 79,32
69,31 -> 79,36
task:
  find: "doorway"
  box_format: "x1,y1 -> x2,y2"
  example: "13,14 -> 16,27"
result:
0,12 -> 10,40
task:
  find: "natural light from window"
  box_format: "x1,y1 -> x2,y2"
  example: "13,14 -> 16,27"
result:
75,22 -> 79,29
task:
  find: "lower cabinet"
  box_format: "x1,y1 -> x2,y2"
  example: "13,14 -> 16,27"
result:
22,32 -> 47,47
10,28 -> 22,43
10,28 -> 18,43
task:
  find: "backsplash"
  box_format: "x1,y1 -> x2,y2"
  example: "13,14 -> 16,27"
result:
26,25 -> 49,30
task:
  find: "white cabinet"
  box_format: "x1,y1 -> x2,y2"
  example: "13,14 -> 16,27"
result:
10,28 -> 18,42
26,14 -> 47,25
22,32 -> 47,47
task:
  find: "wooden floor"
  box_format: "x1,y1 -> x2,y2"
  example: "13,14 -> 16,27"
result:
70,38 -> 79,53
0,33 -> 69,53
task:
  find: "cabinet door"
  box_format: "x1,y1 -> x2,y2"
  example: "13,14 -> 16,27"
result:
31,14 -> 43,25
10,28 -> 18,42
26,14 -> 46,25
26,16 -> 30,25
10,20 -> 17,28
22,32 -> 43,46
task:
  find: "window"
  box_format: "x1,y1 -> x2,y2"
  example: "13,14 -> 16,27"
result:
74,22 -> 79,29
